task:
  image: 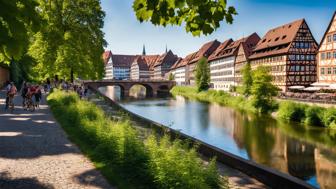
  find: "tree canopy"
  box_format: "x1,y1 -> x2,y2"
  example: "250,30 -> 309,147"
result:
133,0 -> 237,36
195,57 -> 210,91
241,62 -> 253,97
28,0 -> 107,81
251,66 -> 278,113
0,0 -> 40,61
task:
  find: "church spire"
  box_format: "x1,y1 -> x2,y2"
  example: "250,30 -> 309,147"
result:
142,44 -> 146,55
165,44 -> 168,53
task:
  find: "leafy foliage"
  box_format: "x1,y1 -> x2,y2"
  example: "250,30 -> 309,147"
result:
29,0 -> 107,81
168,72 -> 174,81
0,0 -> 40,60
48,90 -> 222,188
133,0 -> 237,36
195,57 -> 210,92
250,66 -> 278,113
241,62 -> 253,97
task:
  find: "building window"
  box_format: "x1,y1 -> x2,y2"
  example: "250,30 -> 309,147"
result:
334,51 -> 336,59
328,67 -> 332,74
333,67 -> 336,74
327,52 -> 332,59
321,53 -> 326,60
321,68 -> 325,75
334,34 -> 336,41
327,35 -> 332,43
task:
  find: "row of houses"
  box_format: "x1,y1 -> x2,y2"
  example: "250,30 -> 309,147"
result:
103,11 -> 336,92
103,48 -> 179,81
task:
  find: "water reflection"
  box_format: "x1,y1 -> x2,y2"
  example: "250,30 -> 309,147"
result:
99,88 -> 336,189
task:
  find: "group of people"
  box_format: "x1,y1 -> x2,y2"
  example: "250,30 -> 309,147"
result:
4,81 -> 43,111
4,78 -> 88,111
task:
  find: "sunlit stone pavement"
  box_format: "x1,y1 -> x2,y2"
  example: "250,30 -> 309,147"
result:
0,90 -> 114,189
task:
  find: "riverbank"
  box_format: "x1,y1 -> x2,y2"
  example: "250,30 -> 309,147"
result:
47,90 -> 229,189
170,86 -> 336,128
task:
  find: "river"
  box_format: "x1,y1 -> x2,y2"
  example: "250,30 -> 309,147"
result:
99,86 -> 336,189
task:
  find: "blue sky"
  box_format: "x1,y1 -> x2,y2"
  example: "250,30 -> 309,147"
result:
101,0 -> 336,57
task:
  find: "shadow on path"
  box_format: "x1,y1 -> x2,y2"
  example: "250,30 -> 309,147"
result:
0,172 -> 54,189
0,91 -> 80,159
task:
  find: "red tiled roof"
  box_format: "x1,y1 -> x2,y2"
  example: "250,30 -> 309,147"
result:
132,56 -> 149,70
111,54 -> 137,68
154,50 -> 179,67
208,39 -> 234,61
249,19 -> 305,59
189,40 -> 221,64
170,58 -> 183,70
141,55 -> 160,70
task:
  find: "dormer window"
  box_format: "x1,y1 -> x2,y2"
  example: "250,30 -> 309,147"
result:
275,37 -> 279,41
262,39 -> 266,43
288,24 -> 292,28
282,35 -> 287,40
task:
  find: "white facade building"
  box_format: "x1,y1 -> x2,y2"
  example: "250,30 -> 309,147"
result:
171,66 -> 186,85
209,56 -> 235,91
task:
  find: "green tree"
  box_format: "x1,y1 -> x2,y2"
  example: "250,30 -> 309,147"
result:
195,57 -> 210,92
168,72 -> 174,81
133,0 -> 237,36
251,66 -> 278,113
0,0 -> 40,61
29,0 -> 107,82
241,62 -> 253,97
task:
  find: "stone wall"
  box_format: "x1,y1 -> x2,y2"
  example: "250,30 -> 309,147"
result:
0,66 -> 9,88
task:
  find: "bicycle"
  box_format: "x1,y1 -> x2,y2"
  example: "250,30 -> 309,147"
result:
25,95 -> 35,112
7,95 -> 14,113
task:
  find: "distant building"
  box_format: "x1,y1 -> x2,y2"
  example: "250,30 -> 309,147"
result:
130,55 -> 161,80
131,56 -> 151,80
153,50 -> 179,80
103,51 -> 135,80
317,11 -> 336,84
207,33 -> 260,91
186,40 -> 221,85
249,19 -> 318,91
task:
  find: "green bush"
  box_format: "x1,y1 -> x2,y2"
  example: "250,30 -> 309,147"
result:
277,101 -> 307,122
47,90 -> 221,189
146,136 -> 219,189
322,108 -> 336,129
304,106 -> 324,127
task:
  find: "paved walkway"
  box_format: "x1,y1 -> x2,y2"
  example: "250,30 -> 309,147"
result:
0,90 -> 113,189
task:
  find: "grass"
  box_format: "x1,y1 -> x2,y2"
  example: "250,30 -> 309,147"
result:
170,86 -> 256,112
171,86 -> 336,128
47,89 -> 225,189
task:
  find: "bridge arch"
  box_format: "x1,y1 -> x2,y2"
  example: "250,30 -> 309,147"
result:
129,83 -> 154,98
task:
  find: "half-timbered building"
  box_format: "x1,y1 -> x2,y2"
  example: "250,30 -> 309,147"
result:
317,11 -> 336,84
249,19 -> 318,91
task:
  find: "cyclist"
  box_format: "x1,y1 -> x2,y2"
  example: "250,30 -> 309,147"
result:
4,81 -> 10,110
21,82 -> 28,108
34,85 -> 42,108
7,82 -> 17,111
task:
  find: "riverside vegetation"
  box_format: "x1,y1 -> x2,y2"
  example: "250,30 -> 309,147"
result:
171,86 -> 336,128
47,90 -> 227,189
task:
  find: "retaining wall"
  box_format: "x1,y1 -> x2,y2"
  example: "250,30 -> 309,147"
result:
89,85 -> 316,189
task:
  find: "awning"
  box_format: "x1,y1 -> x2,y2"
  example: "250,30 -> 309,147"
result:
288,86 -> 305,89
303,87 -> 321,91
311,82 -> 331,87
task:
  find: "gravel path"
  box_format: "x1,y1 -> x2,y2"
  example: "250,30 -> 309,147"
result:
0,90 -> 114,189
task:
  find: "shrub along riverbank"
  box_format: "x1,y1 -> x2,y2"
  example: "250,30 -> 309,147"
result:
47,90 -> 225,189
171,86 -> 336,128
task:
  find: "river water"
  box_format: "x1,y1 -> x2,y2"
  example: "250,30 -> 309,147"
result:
99,86 -> 336,189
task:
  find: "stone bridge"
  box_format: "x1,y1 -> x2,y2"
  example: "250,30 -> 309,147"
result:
84,80 -> 176,98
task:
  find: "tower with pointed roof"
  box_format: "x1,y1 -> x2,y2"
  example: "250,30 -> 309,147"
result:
142,44 -> 146,55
